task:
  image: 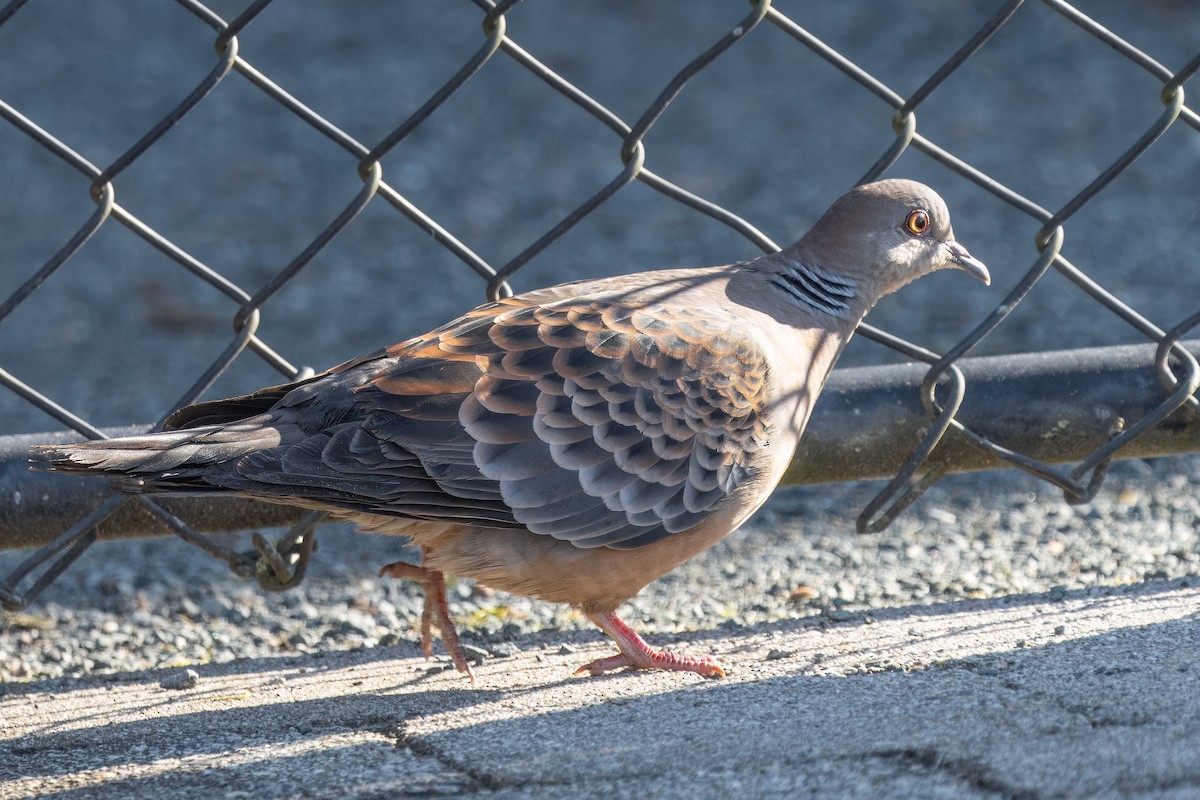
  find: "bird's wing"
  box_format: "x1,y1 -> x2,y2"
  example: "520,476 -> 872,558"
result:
219,295 -> 774,550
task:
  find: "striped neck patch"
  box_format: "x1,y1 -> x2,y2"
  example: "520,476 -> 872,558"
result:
769,261 -> 857,319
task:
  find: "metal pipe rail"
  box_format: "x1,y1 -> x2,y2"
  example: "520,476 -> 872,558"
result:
1,339 -> 1196,552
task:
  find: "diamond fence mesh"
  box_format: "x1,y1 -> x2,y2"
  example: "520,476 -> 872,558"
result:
0,0 -> 1197,609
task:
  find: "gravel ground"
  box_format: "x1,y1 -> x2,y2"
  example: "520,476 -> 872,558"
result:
1,1 -> 1198,684
4,455 -> 1198,681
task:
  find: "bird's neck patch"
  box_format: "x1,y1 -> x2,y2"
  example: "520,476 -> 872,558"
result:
769,260 -> 857,319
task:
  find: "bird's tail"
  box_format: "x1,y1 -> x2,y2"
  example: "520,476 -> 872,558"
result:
30,419 -> 284,491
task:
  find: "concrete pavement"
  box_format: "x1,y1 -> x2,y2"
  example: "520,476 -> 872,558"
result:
4,579 -> 1199,799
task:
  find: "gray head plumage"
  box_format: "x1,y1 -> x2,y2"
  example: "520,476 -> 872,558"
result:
789,179 -> 990,294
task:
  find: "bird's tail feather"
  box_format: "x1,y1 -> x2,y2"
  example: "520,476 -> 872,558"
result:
30,421 -> 284,489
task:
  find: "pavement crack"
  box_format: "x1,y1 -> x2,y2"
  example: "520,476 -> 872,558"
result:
1058,702 -> 1155,729
1117,772 -> 1200,796
870,747 -> 1040,800
393,718 -> 514,792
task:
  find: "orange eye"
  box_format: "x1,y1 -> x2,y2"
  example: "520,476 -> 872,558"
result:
905,209 -> 929,236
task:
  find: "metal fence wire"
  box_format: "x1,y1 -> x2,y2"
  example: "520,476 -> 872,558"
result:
0,0 -> 1198,611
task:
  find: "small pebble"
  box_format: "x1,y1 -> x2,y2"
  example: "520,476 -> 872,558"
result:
461,644 -> 489,665
487,641 -> 520,658
927,509 -> 957,526
788,585 -> 817,602
159,668 -> 199,690
558,643 -> 578,655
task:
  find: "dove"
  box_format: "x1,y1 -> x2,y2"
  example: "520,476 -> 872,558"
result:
34,179 -> 988,681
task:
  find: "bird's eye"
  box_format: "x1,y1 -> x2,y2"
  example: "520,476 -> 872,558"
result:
904,209 -> 929,236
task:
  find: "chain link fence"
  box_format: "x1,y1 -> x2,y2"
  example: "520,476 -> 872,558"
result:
1,0 -> 1197,610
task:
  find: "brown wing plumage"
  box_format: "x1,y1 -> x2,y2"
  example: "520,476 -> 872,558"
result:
40,295 -> 772,550
362,297 -> 771,548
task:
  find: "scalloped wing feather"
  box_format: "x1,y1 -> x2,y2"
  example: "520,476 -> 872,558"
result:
209,296 -> 774,550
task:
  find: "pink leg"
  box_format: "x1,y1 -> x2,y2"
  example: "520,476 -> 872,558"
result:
575,611 -> 725,678
379,559 -> 475,683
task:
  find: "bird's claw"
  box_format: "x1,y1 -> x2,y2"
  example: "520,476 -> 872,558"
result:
576,610 -> 725,678
380,559 -> 476,684
574,650 -> 725,678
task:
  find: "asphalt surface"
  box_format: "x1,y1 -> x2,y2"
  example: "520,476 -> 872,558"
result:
5,579 -> 1200,799
2,1 -> 1199,798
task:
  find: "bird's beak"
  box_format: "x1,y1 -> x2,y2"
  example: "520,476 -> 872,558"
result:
945,241 -> 990,285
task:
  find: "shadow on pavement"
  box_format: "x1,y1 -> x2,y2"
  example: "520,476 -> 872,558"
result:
4,578 -> 1199,798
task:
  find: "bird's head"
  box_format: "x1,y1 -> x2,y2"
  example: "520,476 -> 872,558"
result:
795,178 -> 990,295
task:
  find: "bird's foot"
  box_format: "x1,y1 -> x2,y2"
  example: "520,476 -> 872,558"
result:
575,611 -> 725,678
379,559 -> 475,683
